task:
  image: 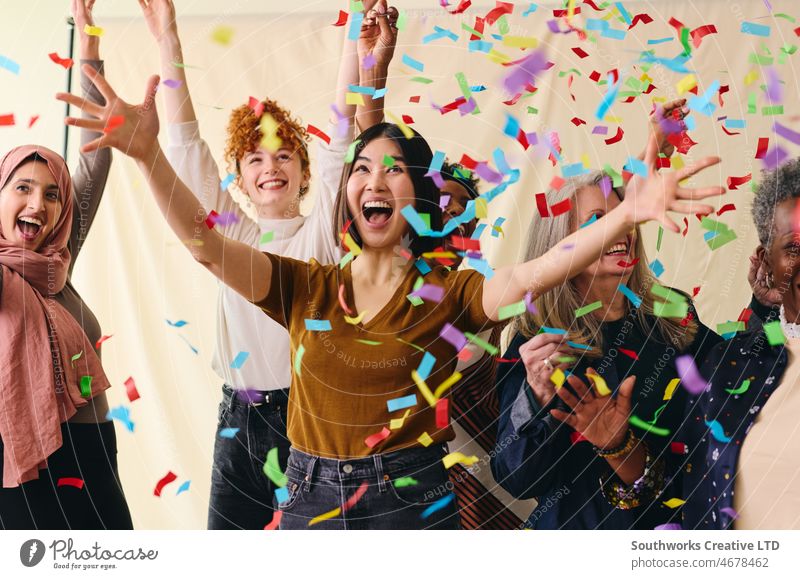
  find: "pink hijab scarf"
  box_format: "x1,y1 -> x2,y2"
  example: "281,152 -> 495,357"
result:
0,145 -> 110,488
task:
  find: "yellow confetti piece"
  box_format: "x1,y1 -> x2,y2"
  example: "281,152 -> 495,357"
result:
487,49 -> 512,65
417,432 -> 433,447
651,96 -> 667,103
502,36 -> 539,49
663,378 -> 680,401
344,311 -> 368,325
385,111 -> 414,139
390,409 -> 412,430
84,24 -> 104,37
671,155 -> 685,171
587,373 -> 611,396
550,368 -> 566,389
443,452 -> 479,469
433,371 -> 462,399
676,74 -> 697,95
580,153 -> 591,169
259,114 -> 282,153
411,370 -> 437,406
210,25 -> 234,45
309,506 -> 341,526
422,251 -> 458,259
744,69 -> 759,86
294,344 -> 305,376
663,498 -> 686,509
342,232 -> 361,255
475,198 -> 488,219
604,115 -> 623,124
183,239 -> 204,247
346,92 -> 366,106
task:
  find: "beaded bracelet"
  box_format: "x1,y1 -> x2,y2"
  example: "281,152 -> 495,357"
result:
594,429 -> 637,459
600,442 -> 665,510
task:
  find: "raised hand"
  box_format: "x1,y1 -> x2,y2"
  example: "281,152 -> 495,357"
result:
139,0 -> 178,43
56,64 -> 161,162
621,133 -> 724,233
358,0 -> 399,70
72,0 -> 99,60
550,371 -> 635,450
518,333 -> 574,409
650,98 -> 688,158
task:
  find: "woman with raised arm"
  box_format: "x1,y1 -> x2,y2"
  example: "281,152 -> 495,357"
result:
0,0 -> 132,530
137,0 -> 397,529
59,58 -> 723,528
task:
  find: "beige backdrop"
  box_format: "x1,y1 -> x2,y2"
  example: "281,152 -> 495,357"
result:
1,1 -> 796,528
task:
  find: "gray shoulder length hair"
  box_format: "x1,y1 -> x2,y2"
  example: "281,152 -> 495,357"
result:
513,170 -> 697,357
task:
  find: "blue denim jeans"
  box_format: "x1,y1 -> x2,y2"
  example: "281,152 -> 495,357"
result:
278,445 -> 460,530
208,385 -> 291,529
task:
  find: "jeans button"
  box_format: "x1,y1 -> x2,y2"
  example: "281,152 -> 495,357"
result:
342,464 -> 353,474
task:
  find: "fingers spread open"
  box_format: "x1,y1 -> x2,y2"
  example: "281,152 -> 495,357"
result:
676,185 -> 726,200
675,156 -> 721,181
56,92 -> 104,118
64,116 -> 106,131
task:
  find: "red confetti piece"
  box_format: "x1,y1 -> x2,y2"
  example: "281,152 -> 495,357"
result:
717,203 -> 736,216
589,70 -> 601,83
583,0 -> 604,10
727,174 -> 751,190
571,117 -> 586,126
457,348 -> 473,362
401,114 -> 414,125
550,198 -> 572,216
365,427 -> 391,449
668,132 -> 697,155
342,481 -> 369,511
607,68 -> 619,85
332,10 -> 348,26
681,217 -> 689,237
103,115 -> 124,134
484,1 -> 514,25
469,16 -> 485,41
670,442 -> 687,454
656,156 -> 671,169
57,477 -> 85,489
205,210 -> 219,229
692,286 -> 701,298
795,26 -> 800,37
553,7 -> 581,17
124,377 -> 141,403
617,257 -> 639,268
690,24 -> 717,48
737,308 -> 753,324
0,114 -> 16,126
495,357 -> 520,363
449,236 -> 481,251
459,154 -> 478,170
721,125 -> 740,137
619,348 -> 639,361
409,95 -> 420,104
570,431 -> 588,444
338,284 -> 354,316
306,124 -> 330,145
435,398 -> 449,429
604,126 -> 624,145
48,52 -> 74,69
755,137 -> 769,159
629,13 -> 653,29
264,510 -> 282,530
567,74 -> 576,102
549,175 -> 566,191
28,115 -> 39,128
95,334 -> 113,350
248,96 -> 265,119
535,193 -> 550,217
154,471 -> 178,497
668,17 -> 685,34
446,0 -> 472,15
718,84 -> 729,107
571,46 -> 589,59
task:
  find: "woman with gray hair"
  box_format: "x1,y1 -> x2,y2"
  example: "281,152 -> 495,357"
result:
490,167 -> 727,529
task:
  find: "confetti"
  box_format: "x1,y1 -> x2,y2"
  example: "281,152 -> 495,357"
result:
629,415 -> 671,436
79,376 -> 92,398
83,24 -> 104,37
586,373 -> 611,396
124,377 -> 140,402
720,507 -> 740,520
365,427 -> 391,448
575,301 -> 602,318
263,447 -> 288,488
211,25 -> 234,45
154,471 -> 177,497
219,427 -> 240,438
294,345 -> 305,376
304,319 -> 332,332
332,10 -> 348,26
763,321 -> 786,346
418,432 -> 434,447
230,351 -> 250,369
674,355 -> 708,396
48,52 -> 73,69
259,114 -> 282,153
264,510 -> 283,530
387,394 -> 418,413
619,348 -> 639,361
741,22 -> 770,37
550,368 -> 566,389
107,406 -> 134,432
162,79 -> 183,89
95,335 -> 113,349
402,53 -> 424,72
166,319 -> 188,328
664,378 -> 681,400
443,452 -> 479,470
409,284 -> 445,303
706,419 -> 731,443
498,300 -> 527,320
439,323 -> 467,351
57,477 -> 85,489
421,493 -> 456,519
663,498 -> 686,509
176,481 -> 191,495
103,116 -> 124,134
70,351 -> 83,367
464,332 -> 499,356
436,398 -> 449,428
394,476 -> 418,487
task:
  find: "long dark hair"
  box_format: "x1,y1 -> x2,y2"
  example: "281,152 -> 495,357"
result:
332,123 -> 442,257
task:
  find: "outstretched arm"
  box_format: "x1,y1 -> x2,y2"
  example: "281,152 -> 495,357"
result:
58,66 -> 271,303
482,137 -> 725,321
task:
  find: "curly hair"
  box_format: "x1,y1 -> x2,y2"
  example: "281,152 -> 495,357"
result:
752,157 -> 800,247
440,160 -> 480,199
223,98 -> 311,194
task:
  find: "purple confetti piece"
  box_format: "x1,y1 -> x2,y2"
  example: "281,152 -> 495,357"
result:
766,67 -> 782,104
764,0 -> 773,12
465,250 -> 484,260
475,162 -> 503,184
439,323 -> 467,351
458,97 -> 477,116
429,171 -> 446,189
773,122 -> 800,145
330,104 -> 349,138
502,49 -> 548,96
211,212 -> 241,227
162,79 -> 183,89
656,112 -> 685,135
547,19 -> 562,34
236,389 -> 266,404
599,175 -> 612,198
654,523 -> 682,530
675,354 -> 709,395
524,291 -> 538,314
439,194 -> 451,209
525,131 -> 538,146
720,506 -> 740,520
362,53 -> 377,70
409,284 -> 445,303
762,145 -> 789,170
592,125 -> 609,135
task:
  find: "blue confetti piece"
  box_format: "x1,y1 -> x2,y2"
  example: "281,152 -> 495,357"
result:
221,173 -> 236,191
595,74 -> 621,120
417,352 -> 436,381
614,2 -> 633,25
402,53 -> 425,72
741,21 -> 770,37
176,480 -> 191,495
230,351 -> 250,369
274,486 -> 290,504
348,84 -> 376,94
586,19 -> 607,31
387,394 -> 418,412
219,427 -> 240,438
304,319 -> 332,332
422,26 -> 459,44
469,85 -> 487,92
414,259 -> 432,276
467,257 -> 494,279
683,114 -> 697,130
541,326 -> 567,335
601,26 -> 627,40
705,419 -> 732,443
618,284 -> 642,308
567,341 -> 592,351
0,55 -> 20,75
688,80 -> 720,117
579,214 -> 598,229
490,33 -> 504,41
623,157 -> 648,178
720,332 -> 737,341
348,12 -> 363,41
468,40 -> 493,53
427,150 -> 446,177
562,162 -> 588,178
166,319 -> 188,328
107,406 -> 134,432
471,223 -> 487,239
421,493 -> 455,519
372,88 -> 387,99
724,119 -> 746,129
647,37 -> 673,45
638,53 -> 691,73
522,3 -> 538,16
179,335 -> 199,355
503,114 -> 520,139
703,230 -> 719,242
401,205 -> 432,236
649,259 -> 665,278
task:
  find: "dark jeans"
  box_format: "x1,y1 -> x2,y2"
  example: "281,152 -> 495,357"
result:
0,421 -> 133,530
208,385 -> 291,529
279,445 -> 461,530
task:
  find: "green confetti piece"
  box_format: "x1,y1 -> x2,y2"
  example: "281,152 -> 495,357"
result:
172,61 -> 202,69
781,44 -> 798,55
71,350 -> 83,367
259,231 -> 274,244
263,447 -> 288,487
575,301 -> 603,318
409,76 -> 434,84
455,72 -> 479,114
413,276 -> 424,291
602,163 -> 623,187
555,355 -> 577,363
763,321 -> 786,346
394,476 -> 418,487
498,301 -> 527,321
382,153 -> 395,167
775,13 -> 797,23
461,22 -> 484,39
700,216 -> 728,232
748,52 -> 773,65
345,139 -> 361,163
747,93 -> 757,114
397,338 -> 425,352
647,402 -> 669,425
656,226 -> 664,252
725,379 -> 751,395
349,0 -> 364,11
679,27 -> 692,57
629,414 -> 671,436
395,9 -> 407,31
464,332 -> 499,356
717,321 -> 746,335
706,228 -> 737,250
79,375 -> 92,398
558,68 -> 582,77
339,251 -> 355,269
356,339 -> 383,346
653,300 -> 689,319
497,14 -> 510,35
453,166 -> 472,180
294,344 -> 305,376
651,284 -> 683,303
407,294 -> 424,306
762,105 -> 784,116
527,106 -> 539,115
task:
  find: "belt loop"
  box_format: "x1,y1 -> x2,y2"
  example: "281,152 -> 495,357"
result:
303,455 -> 317,492
225,385 -> 235,412
373,454 -> 387,493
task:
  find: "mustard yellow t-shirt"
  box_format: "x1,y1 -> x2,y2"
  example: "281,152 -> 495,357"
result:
255,253 -> 499,459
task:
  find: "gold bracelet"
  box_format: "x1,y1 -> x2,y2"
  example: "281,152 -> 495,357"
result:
594,429 -> 637,459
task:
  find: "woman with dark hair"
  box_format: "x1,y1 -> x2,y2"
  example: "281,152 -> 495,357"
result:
59,63 -> 723,528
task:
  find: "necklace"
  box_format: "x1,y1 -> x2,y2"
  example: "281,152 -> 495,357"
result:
779,305 -> 800,339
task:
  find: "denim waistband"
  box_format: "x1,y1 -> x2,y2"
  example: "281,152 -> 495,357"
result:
221,384 -> 289,410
